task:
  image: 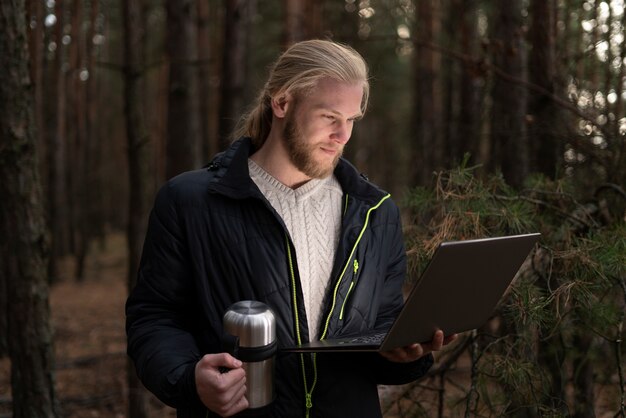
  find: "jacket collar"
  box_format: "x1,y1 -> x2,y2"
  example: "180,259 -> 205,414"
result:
207,137 -> 388,204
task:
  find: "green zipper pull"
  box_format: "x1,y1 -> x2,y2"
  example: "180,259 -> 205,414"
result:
306,393 -> 313,409
339,281 -> 355,320
339,259 -> 360,320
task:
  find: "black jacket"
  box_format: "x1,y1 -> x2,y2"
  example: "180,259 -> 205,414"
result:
126,137 -> 433,417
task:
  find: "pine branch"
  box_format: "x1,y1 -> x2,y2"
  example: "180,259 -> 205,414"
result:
595,183 -> 626,200
494,194 -> 597,229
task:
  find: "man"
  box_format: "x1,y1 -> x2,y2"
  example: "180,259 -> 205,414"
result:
126,39 -> 455,417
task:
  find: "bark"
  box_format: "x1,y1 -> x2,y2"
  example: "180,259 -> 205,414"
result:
219,0 -> 252,148
207,1 -> 223,158
489,0 -> 528,187
306,0 -> 323,39
64,0 -> 80,261
284,0 -> 306,45
0,0 -> 58,416
197,0 -> 211,161
27,0 -> 44,164
412,0 -> 442,186
456,0 -> 482,164
47,0 -> 68,283
86,0 -> 104,243
123,0 -> 153,417
165,0 -> 201,178
528,0 -> 560,177
284,0 -> 321,45
70,0 -> 90,281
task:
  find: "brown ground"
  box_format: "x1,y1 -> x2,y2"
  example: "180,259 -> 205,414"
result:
0,233 -> 175,418
0,233 -> 622,417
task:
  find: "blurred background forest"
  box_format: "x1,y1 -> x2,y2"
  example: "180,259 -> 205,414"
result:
0,0 -> 625,417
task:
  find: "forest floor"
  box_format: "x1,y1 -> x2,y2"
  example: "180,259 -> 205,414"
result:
0,232 -> 622,417
0,233 -> 175,418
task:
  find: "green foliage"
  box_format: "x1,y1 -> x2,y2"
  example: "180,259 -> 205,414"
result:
402,163 -> 538,281
402,165 -> 626,416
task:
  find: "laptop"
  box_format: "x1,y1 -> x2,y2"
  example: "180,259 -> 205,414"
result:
283,233 -> 540,353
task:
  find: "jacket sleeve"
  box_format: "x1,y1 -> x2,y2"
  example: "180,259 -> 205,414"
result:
370,200 -> 433,384
125,182 -> 204,409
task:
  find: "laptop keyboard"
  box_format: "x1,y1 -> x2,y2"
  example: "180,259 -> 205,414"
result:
345,332 -> 386,345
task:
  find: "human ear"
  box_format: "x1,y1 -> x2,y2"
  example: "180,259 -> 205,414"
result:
270,93 -> 291,119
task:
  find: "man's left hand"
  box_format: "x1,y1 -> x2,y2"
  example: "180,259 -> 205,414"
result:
379,330 -> 458,363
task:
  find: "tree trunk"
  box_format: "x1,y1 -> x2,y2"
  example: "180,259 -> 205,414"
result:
85,0 -> 104,244
284,0 -> 321,45
197,0 -> 212,162
70,0 -> 90,281
27,0 -> 44,169
47,0 -> 68,283
284,0 -> 305,45
0,1 -> 58,416
123,1 -> 152,417
306,0 -> 323,39
219,0 -> 252,148
456,0 -> 482,165
489,0 -> 528,187
65,0 -> 80,263
412,0 -> 442,186
207,1 -> 223,158
528,0 -> 560,178
165,0 -> 201,178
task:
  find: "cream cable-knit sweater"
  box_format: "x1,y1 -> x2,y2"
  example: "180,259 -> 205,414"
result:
248,159 -> 343,338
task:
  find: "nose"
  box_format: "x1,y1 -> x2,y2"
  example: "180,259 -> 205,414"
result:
332,120 -> 352,145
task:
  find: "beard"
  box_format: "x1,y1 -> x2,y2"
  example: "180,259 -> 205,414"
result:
283,111 -> 342,179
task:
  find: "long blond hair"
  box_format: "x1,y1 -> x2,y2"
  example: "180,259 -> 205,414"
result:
232,39 -> 370,148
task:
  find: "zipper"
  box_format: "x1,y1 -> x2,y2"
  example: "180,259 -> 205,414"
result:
285,234 -> 317,418
339,260 -> 359,320
320,194 -> 391,341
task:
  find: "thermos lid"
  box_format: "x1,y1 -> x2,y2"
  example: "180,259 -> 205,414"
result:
223,301 -> 276,348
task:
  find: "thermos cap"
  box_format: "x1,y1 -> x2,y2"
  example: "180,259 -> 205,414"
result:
223,301 -> 276,348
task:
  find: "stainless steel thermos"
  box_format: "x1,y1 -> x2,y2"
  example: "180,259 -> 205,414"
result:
222,300 -> 277,409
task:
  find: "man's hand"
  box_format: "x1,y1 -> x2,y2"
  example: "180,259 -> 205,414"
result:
379,330 -> 458,363
195,353 -> 248,417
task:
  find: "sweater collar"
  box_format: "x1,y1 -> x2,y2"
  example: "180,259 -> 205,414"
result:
208,137 -> 388,204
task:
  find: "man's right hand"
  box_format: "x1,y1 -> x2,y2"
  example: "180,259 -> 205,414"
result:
195,353 -> 248,417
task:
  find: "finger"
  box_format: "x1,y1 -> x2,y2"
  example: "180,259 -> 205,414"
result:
379,347 -> 402,362
202,353 -> 243,370
443,333 -> 458,345
381,344 -> 423,362
430,330 -> 445,351
198,369 -> 247,415
222,392 -> 249,417
199,353 -> 246,384
404,343 -> 423,359
208,364 -> 246,391
222,382 -> 248,413
196,355 -> 246,397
